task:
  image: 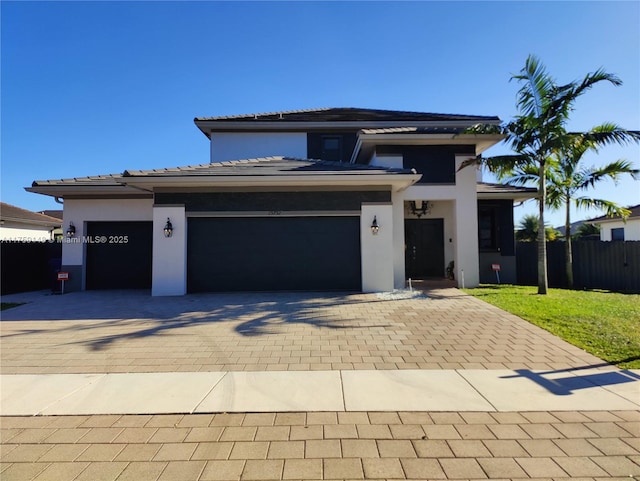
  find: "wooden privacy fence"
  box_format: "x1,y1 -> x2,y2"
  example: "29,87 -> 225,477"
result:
1,241 -> 62,295
516,240 -> 640,292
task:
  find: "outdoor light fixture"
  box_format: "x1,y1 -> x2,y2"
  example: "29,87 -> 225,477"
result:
409,200 -> 432,218
163,218 -> 173,238
371,216 -> 379,235
66,222 -> 76,238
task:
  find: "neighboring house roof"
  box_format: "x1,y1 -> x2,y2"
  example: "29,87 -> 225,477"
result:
37,210 -> 63,220
586,204 -> 640,224
555,220 -> 588,236
476,182 -> 537,200
27,157 -> 423,197
0,202 -> 61,227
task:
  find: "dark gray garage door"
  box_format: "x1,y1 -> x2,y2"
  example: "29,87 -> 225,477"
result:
86,221 -> 152,290
187,216 -> 361,292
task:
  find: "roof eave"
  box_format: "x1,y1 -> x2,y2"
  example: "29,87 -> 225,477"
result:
121,173 -> 422,192
585,216 -> 639,224
351,133 -> 505,163
477,191 -> 537,200
195,119 -> 502,138
25,185 -> 151,198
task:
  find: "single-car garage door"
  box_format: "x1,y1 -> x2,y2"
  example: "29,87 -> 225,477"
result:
187,216 -> 361,292
85,221 -> 152,290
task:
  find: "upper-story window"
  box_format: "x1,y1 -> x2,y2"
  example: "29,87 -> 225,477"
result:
307,132 -> 357,162
321,136 -> 342,161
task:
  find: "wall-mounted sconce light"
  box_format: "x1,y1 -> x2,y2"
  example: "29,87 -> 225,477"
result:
163,218 -> 173,238
66,222 -> 76,238
409,200 -> 432,218
371,216 -> 379,235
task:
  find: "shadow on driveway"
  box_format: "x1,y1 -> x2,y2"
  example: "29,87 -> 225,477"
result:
0,290 -> 400,350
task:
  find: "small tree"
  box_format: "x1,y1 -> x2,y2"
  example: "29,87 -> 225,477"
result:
516,214 -> 560,242
574,223 -> 601,239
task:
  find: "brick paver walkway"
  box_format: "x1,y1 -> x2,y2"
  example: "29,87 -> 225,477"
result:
0,288 -> 603,374
2,411 -> 639,480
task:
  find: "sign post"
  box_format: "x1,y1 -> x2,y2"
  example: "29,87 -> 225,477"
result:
491,264 -> 501,284
57,272 -> 69,294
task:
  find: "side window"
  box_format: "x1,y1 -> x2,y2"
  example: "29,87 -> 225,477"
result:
611,227 -> 625,241
321,136 -> 342,161
478,207 -> 497,250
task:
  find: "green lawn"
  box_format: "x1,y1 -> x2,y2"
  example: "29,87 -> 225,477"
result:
463,285 -> 640,369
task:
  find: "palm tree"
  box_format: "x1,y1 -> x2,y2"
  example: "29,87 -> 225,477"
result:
505,124 -> 639,287
546,126 -> 639,287
464,55 -> 624,294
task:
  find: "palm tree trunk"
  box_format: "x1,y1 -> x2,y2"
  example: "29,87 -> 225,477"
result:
537,160 -> 548,294
564,197 -> 574,289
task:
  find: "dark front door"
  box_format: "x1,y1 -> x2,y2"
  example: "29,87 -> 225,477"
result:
405,219 -> 445,278
85,221 -> 153,289
187,216 -> 361,292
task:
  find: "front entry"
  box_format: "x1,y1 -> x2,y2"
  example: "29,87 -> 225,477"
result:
405,218 -> 445,278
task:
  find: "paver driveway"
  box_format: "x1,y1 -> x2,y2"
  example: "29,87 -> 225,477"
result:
0,286 -> 604,374
2,286 -> 639,481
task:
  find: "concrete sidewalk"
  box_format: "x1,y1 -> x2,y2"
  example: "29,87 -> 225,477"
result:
2,368 -> 639,416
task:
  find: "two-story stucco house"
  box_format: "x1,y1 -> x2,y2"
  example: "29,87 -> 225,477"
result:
27,108 -> 535,295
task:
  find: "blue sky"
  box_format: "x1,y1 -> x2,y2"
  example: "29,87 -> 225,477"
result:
2,1 -> 638,228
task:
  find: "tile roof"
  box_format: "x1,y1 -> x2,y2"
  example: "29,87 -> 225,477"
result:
31,173 -> 123,187
1,202 -> 62,225
123,156 -> 415,177
29,157 -> 417,192
476,182 -> 537,194
587,203 -> 640,222
37,210 -> 63,220
360,126 -> 466,135
195,107 -> 500,123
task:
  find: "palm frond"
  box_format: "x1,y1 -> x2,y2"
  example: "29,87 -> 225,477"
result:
577,125 -> 640,147
483,154 -> 531,177
461,123 -> 505,135
576,160 -> 639,190
512,55 -> 556,119
573,197 -> 631,219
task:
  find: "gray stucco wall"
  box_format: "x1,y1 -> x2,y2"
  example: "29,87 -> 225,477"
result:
478,253 -> 516,284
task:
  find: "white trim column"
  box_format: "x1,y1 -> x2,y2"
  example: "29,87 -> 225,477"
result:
391,191 -> 406,289
152,205 -> 186,296
454,155 -> 479,287
361,203 -> 394,292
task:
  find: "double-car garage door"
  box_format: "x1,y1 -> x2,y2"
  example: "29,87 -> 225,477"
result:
187,216 -> 361,292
